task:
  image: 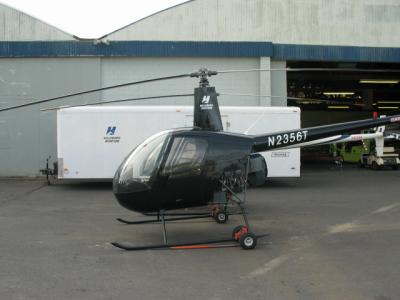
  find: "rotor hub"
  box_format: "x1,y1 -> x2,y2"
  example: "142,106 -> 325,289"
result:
190,68 -> 218,87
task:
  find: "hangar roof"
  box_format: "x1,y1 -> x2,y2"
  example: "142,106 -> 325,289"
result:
0,3 -> 74,41
102,0 -> 400,48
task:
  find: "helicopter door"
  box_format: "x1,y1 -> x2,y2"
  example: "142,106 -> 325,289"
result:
160,136 -> 208,207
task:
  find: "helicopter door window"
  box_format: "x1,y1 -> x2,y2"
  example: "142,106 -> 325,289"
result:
163,137 -> 208,177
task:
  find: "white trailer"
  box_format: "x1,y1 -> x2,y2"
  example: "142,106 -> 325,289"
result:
57,106 -> 301,179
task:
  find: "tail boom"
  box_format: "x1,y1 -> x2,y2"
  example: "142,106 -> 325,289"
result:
252,115 -> 400,152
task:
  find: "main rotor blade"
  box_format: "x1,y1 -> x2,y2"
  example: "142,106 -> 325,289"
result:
287,96 -> 365,106
218,93 -> 365,106
40,94 -> 194,111
218,92 -> 283,98
0,73 -> 190,113
217,68 -> 400,74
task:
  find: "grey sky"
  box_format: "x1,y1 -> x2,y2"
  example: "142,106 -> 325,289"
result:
1,0 -> 189,38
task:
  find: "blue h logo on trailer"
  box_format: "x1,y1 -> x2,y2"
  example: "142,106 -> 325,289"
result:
106,126 -> 117,136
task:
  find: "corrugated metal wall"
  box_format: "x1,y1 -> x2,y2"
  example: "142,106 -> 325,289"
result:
0,58 -> 101,176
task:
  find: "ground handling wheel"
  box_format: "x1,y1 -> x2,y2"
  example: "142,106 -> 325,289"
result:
215,211 -> 228,224
239,232 -> 257,250
232,226 -> 258,250
232,225 -> 246,239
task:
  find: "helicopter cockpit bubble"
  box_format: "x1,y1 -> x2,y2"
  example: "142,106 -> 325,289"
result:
113,129 -> 216,212
113,130 -> 171,193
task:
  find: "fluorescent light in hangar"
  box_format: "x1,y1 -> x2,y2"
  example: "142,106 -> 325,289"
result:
360,80 -> 399,84
323,92 -> 355,96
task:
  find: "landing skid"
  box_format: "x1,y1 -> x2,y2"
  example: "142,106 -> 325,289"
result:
111,234 -> 269,251
117,209 -> 241,225
116,214 -> 211,225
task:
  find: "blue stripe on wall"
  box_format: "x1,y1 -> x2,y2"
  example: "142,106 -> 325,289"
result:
273,44 -> 400,62
0,41 -> 399,62
0,41 -> 273,58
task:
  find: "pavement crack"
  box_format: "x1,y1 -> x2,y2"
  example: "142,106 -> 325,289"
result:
25,183 -> 47,196
0,182 -> 47,206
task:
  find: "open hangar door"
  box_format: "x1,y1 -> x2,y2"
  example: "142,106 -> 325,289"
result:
286,61 -> 400,163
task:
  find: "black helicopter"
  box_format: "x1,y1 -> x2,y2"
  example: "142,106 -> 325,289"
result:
1,68 -> 400,250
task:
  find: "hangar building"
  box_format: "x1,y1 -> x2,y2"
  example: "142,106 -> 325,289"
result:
0,0 -> 399,176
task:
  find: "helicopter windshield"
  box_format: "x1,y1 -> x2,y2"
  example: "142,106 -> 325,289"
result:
117,131 -> 170,184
